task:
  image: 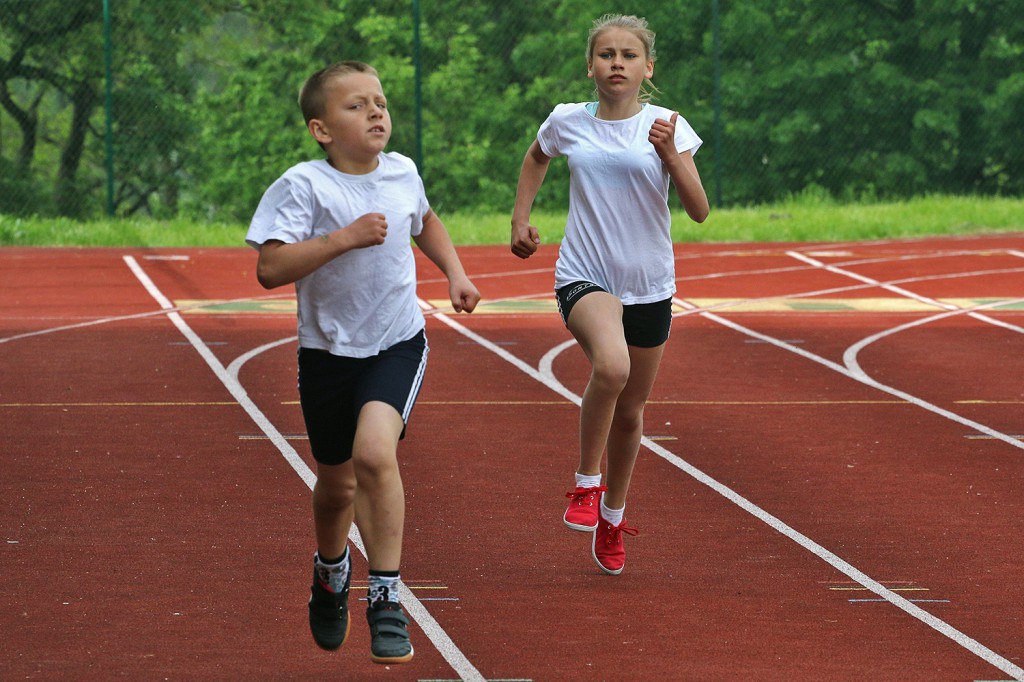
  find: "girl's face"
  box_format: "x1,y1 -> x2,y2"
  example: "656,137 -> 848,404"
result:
309,72 -> 392,173
587,27 -> 654,103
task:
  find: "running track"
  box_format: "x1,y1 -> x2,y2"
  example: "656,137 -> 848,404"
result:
2,233 -> 1023,680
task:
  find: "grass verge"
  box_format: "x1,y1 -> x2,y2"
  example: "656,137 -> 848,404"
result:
2,195 -> 1021,247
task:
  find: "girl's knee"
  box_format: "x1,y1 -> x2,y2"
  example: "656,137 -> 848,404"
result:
592,353 -> 630,393
612,404 -> 645,434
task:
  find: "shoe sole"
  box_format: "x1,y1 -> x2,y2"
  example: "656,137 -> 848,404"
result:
564,517 -> 598,532
371,644 -> 414,664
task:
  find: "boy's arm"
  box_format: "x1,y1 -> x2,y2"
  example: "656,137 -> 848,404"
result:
255,213 -> 388,289
510,140 -> 551,259
413,209 -> 480,313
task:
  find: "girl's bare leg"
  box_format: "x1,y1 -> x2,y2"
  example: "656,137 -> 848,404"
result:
566,292 -> 630,477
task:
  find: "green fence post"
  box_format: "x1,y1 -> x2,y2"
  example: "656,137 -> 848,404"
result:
413,0 -> 424,175
712,0 -> 723,207
103,0 -> 114,216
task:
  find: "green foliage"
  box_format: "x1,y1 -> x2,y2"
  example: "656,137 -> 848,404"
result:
2,1 -> 1023,220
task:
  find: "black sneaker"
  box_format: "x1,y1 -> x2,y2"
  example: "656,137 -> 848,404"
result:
308,559 -> 350,651
366,601 -> 414,664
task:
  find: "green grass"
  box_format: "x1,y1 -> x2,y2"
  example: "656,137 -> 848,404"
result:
2,195 -> 1021,247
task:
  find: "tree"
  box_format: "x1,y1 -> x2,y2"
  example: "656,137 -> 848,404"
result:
710,0 -> 1024,203
0,3 -> 102,215
0,0 -> 227,217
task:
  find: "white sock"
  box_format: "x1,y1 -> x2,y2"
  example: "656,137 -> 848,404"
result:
575,472 -> 602,489
368,573 -> 402,606
600,499 -> 624,526
315,547 -> 350,594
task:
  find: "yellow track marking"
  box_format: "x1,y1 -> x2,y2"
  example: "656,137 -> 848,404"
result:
174,297 -> 1024,315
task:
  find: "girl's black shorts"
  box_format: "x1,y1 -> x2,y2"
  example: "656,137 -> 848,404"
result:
555,281 -> 672,348
297,329 -> 428,466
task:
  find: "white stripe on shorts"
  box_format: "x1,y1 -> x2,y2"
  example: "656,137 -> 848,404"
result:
401,335 -> 429,422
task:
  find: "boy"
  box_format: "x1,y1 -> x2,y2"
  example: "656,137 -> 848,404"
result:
246,61 -> 479,664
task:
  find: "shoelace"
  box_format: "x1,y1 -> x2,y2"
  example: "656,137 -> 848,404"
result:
565,485 -> 607,505
601,522 -> 639,546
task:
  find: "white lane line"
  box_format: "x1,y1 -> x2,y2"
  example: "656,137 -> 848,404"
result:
669,265 -> 1024,323
0,294 -> 294,345
430,295 -> 1023,681
680,290 -> 1024,454
639,430 -> 1019,679
788,251 -> 1024,334
123,256 -> 485,682
785,250 -> 1024,449
841,299 -> 1024,451
0,308 -> 173,344
676,248 -> 1007,284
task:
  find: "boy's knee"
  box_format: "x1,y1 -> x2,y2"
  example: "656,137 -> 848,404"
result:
313,476 -> 356,511
353,446 -> 400,483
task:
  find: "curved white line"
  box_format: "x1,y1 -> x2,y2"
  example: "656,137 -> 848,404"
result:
428,292 -> 1024,679
548,298 -> 1024,678
226,336 -> 296,381
841,298 -> 1024,450
784,251 -> 1024,449
538,339 -> 579,392
443,304 -> 1024,679
123,256 -> 485,682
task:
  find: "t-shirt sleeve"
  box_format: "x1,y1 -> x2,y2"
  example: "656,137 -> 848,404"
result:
393,154 -> 430,238
245,171 -> 314,249
536,104 -> 569,158
673,114 -> 703,157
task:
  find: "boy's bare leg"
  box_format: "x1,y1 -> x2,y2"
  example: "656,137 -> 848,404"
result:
352,401 -> 414,663
309,460 -> 356,652
604,343 -> 665,509
312,460 -> 357,559
567,292 -> 630,477
352,401 -> 407,571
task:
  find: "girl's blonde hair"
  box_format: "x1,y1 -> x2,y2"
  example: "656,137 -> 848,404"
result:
587,14 -> 659,104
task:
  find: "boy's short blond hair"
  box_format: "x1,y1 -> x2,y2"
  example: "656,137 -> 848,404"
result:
299,61 -> 379,123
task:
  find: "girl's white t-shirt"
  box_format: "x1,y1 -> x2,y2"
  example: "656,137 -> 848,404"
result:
246,154 -> 428,358
537,102 -> 702,304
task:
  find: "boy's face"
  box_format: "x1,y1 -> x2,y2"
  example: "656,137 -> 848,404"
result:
309,72 -> 391,171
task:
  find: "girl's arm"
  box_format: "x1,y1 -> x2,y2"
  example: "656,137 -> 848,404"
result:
413,209 -> 480,313
510,140 -> 552,259
650,113 -> 710,223
255,213 -> 389,289
666,151 -> 709,223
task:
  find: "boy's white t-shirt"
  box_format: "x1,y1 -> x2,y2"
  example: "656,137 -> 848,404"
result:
246,153 -> 428,358
537,102 -> 702,304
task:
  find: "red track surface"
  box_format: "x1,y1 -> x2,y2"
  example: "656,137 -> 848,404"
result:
2,234 -> 1023,680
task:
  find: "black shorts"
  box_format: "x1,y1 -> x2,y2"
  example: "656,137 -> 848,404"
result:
555,281 -> 673,348
297,329 -> 428,465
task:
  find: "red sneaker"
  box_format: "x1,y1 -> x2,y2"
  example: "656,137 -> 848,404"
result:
592,515 -> 639,575
563,485 -> 606,531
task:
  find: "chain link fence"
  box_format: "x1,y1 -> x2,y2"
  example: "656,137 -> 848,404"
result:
2,0 -> 1022,220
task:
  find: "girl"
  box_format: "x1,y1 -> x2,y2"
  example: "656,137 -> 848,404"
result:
510,14 -> 709,575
